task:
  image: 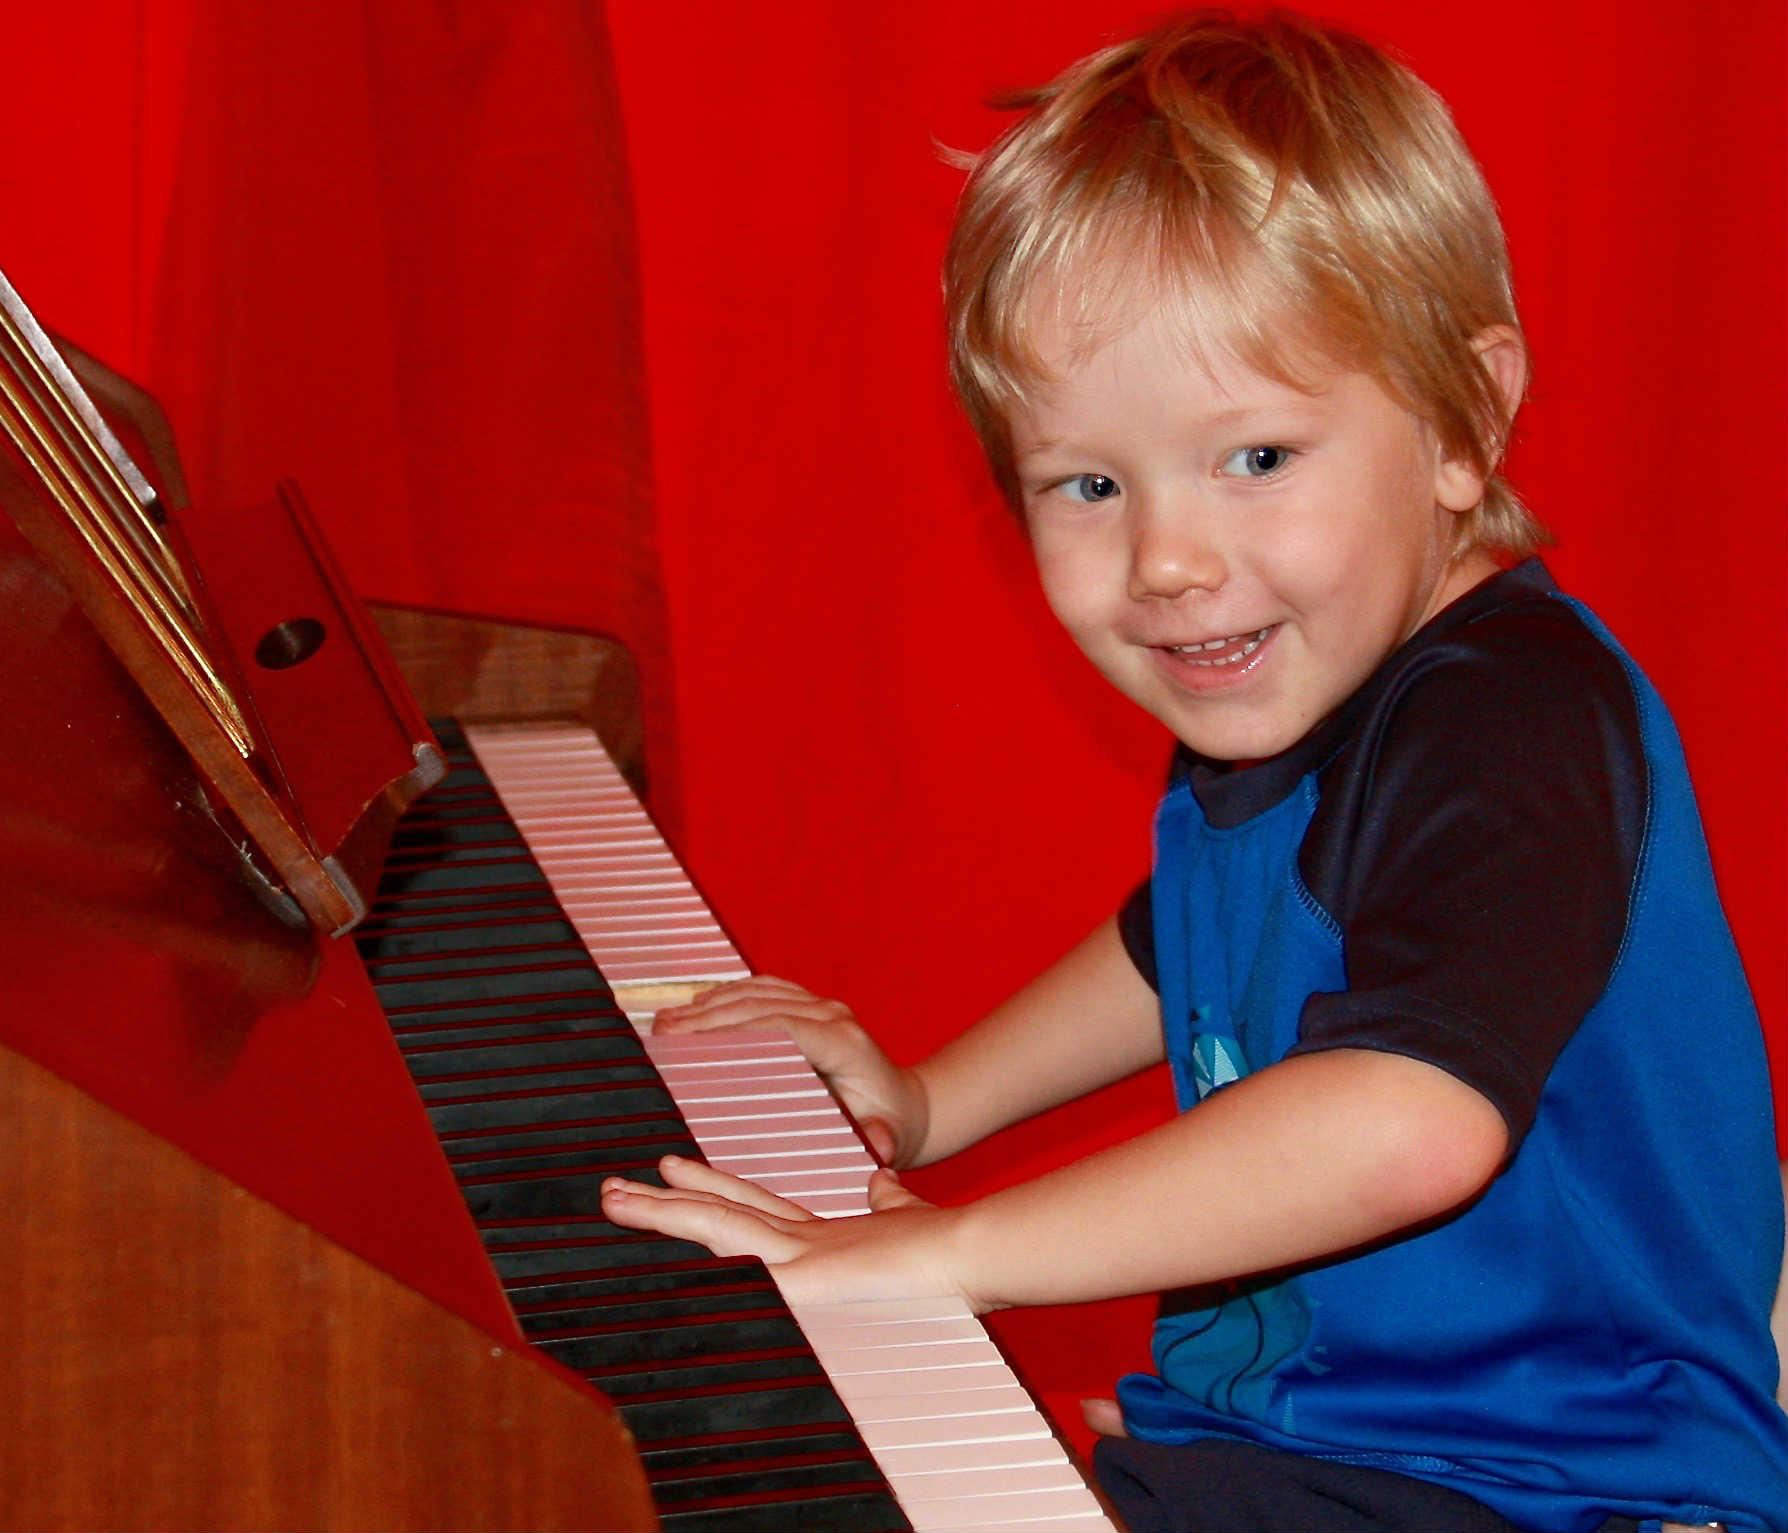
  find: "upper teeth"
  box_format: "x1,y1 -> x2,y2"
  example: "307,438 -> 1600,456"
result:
1170,628 -> 1271,666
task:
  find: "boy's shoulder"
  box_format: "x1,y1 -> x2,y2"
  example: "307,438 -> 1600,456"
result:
1185,561 -> 1643,836
1344,559 -> 1635,758
1287,561 -> 1644,965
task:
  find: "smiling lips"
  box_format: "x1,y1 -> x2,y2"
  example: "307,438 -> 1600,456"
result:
1162,626 -> 1275,667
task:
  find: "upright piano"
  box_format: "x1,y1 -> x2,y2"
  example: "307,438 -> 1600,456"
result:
0,267 -> 1112,1531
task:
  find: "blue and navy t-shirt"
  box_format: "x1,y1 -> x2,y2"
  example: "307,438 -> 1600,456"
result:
1115,561 -> 1786,1532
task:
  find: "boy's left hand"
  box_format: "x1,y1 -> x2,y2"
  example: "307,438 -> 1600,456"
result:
600,1157 -> 978,1310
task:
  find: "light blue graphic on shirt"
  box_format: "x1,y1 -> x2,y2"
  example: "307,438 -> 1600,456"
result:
1189,1030 -> 1244,1099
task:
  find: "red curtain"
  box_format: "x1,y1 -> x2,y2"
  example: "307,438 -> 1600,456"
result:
4,0 -> 1782,1453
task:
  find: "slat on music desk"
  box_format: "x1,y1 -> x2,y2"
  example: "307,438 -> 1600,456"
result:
466,722 -> 1115,1533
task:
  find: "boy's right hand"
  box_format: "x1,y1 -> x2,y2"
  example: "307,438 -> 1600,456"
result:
652,977 -> 930,1168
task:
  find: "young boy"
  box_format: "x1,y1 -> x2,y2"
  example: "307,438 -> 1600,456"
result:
601,13 -> 1787,1530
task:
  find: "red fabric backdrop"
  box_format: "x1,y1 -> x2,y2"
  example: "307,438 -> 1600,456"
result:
4,0 -> 1782,1454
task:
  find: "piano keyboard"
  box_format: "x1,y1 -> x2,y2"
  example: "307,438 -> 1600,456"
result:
364,720 -> 1113,1532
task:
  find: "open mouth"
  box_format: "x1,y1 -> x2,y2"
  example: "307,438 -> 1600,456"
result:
1163,626 -> 1274,668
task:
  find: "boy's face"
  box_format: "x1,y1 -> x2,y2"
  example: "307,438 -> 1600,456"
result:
1011,308 -> 1497,762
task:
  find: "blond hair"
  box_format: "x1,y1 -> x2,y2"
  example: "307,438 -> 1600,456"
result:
945,10 -> 1545,555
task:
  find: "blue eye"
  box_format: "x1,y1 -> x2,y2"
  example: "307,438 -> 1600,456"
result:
1222,446 -> 1292,477
1060,473 -> 1120,503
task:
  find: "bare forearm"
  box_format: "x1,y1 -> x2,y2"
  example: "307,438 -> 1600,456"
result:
943,1049 -> 1509,1310
600,1047 -> 1509,1314
912,915 -> 1164,1164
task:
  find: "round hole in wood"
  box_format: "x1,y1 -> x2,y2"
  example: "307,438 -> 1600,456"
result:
254,616 -> 327,670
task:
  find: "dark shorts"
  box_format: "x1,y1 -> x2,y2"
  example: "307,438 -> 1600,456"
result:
1092,1436 -> 1647,1533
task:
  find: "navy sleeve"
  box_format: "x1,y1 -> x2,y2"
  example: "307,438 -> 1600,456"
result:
1119,877 -> 1158,989
1289,600 -> 1645,1145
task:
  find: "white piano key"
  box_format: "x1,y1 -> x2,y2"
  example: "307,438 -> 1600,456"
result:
724,1169 -> 874,1198
644,1045 -> 805,1069
675,1103 -> 852,1129
901,1488 -> 1108,1524
857,1411 -> 1051,1451
811,1338 -> 1008,1377
845,1381 -> 1047,1426
900,1485 -> 1106,1529
465,720 -> 1113,1532
918,1516 -> 1114,1533
785,1191 -> 872,1216
705,1154 -> 878,1183
796,1296 -> 978,1325
658,1081 -> 833,1107
642,1029 -> 799,1054
829,1359 -> 1017,1399
889,1460 -> 1091,1500
874,1436 -> 1085,1482
672,1116 -> 865,1151
648,1063 -> 821,1088
799,1314 -> 989,1349
689,1125 -> 869,1150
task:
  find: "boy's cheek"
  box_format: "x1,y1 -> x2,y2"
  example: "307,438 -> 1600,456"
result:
1030,539 -> 1115,636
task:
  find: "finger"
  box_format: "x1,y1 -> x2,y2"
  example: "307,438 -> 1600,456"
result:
1080,1398 -> 1128,1438
600,1180 -> 809,1263
860,1115 -> 898,1166
654,988 -> 849,1036
598,1176 -> 754,1215
656,975 -> 814,1020
658,1154 -> 815,1220
866,1167 -> 930,1212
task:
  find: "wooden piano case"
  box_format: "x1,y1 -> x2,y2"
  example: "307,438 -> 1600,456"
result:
0,269 -> 656,1530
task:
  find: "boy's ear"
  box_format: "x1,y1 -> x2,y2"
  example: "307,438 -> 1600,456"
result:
1436,325 -> 1528,512
1472,325 -> 1528,426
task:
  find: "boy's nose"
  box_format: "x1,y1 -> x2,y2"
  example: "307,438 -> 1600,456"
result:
1128,501 -> 1226,600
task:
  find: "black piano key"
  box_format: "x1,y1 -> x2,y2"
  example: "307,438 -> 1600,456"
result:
378,858 -> 549,895
655,1470 -> 905,1530
594,1350 -> 825,1396
415,1062 -> 662,1101
445,1109 -> 683,1144
357,918 -> 582,956
427,1083 -> 684,1132
367,890 -> 567,919
449,1135 -> 699,1180
390,1013 -> 632,1047
611,1371 -> 841,1422
654,1453 -> 887,1493
507,1259 -> 774,1308
638,1425 -> 868,1473
458,1166 -> 674,1219
364,943 -> 597,978
383,990 -> 623,1028
371,963 -> 608,1011
518,1289 -> 792,1337
615,1388 -> 843,1445
522,1295 -> 790,1338
399,1032 -> 646,1077
534,1311 -> 809,1371
387,815 -> 520,848
439,1108 -> 685,1151
486,1235 -> 724,1279
380,843 -> 538,872
660,1494 -> 905,1533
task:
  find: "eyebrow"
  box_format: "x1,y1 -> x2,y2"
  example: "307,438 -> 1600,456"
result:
1015,398 -> 1330,462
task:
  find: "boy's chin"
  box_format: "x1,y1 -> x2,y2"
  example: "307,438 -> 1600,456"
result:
1159,711 -> 1320,765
